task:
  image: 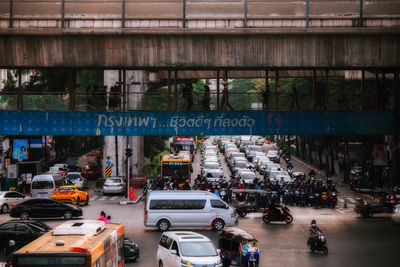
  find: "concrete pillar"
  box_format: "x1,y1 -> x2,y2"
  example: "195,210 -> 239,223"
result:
103,70 -> 147,178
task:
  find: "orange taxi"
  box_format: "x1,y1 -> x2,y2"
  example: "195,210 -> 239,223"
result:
53,185 -> 89,206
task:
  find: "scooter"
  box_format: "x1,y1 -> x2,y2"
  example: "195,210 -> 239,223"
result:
313,192 -> 321,208
307,233 -> 328,255
328,192 -> 337,208
321,191 -> 329,208
262,206 -> 293,224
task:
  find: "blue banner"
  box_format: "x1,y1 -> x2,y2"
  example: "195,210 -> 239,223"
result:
0,110 -> 396,136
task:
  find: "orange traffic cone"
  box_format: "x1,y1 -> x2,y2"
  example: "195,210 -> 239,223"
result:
129,187 -> 135,200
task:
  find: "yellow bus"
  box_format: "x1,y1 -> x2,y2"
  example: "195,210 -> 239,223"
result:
160,154 -> 191,188
11,220 -> 125,267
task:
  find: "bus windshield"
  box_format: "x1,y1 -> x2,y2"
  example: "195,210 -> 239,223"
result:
162,162 -> 189,182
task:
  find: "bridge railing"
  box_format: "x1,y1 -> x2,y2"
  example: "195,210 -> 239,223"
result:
0,89 -> 392,111
0,0 -> 399,29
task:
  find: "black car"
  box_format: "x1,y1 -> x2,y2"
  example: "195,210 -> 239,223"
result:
0,220 -> 51,250
124,238 -> 140,262
10,198 -> 82,220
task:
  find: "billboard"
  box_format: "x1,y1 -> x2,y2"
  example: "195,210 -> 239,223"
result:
13,139 -> 28,160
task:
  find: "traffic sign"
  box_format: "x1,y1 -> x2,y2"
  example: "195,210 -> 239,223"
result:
106,160 -> 112,167
105,166 -> 112,177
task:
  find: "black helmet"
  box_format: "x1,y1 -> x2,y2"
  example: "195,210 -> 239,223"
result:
311,219 -> 316,225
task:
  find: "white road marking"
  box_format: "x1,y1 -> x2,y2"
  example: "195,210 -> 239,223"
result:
335,208 -> 345,214
99,196 -> 107,201
347,198 -> 356,203
338,198 -> 344,203
91,196 -> 98,201
111,196 -> 118,201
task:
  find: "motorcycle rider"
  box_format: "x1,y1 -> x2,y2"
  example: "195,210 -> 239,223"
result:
308,219 -> 323,247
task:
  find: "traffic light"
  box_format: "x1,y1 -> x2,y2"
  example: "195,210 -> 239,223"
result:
125,148 -> 133,158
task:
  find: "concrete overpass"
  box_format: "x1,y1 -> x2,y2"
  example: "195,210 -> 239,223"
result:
0,0 -> 399,178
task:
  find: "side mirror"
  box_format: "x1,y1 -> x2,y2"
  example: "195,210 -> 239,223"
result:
170,249 -> 177,255
217,249 -> 221,254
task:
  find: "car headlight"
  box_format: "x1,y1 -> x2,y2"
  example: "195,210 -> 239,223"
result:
181,259 -> 193,266
215,259 -> 222,265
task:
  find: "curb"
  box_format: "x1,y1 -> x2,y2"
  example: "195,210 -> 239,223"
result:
119,195 -> 142,205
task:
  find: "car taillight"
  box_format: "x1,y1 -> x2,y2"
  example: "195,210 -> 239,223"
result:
53,189 -> 56,195
145,210 -> 148,221
80,178 -> 82,181
30,190 -> 32,196
104,184 -> 109,187
117,183 -> 123,186
11,205 -> 16,210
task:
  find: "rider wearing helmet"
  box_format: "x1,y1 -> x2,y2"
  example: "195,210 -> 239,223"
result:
309,219 -> 323,245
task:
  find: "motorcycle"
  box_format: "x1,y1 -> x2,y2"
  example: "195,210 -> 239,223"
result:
313,192 -> 321,208
289,189 -> 296,206
282,189 -> 290,205
300,190 -> 308,207
307,233 -> 328,255
308,193 -> 315,207
262,206 -> 293,224
328,192 -> 337,208
321,191 -> 329,208
287,166 -> 293,177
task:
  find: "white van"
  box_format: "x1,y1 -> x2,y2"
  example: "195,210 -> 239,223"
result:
31,174 -> 72,198
144,191 -> 238,231
157,231 -> 222,267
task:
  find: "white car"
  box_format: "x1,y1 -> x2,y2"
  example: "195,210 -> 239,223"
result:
103,177 -> 126,195
66,172 -> 88,189
157,231 -> 222,267
392,204 -> 400,223
0,191 -> 28,213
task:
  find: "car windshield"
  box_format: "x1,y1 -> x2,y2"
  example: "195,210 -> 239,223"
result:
56,187 -> 74,192
67,174 -> 80,180
241,173 -> 256,179
106,178 -> 122,183
207,171 -> 222,178
268,151 -> 278,156
235,161 -> 246,167
179,241 -> 218,257
32,178 -> 53,189
204,163 -> 219,169
241,242 -> 258,252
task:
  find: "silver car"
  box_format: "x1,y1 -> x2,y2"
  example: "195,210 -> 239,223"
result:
103,177 -> 126,195
0,191 -> 28,213
66,172 -> 88,189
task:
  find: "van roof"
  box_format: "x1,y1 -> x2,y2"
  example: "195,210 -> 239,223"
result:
148,190 -> 219,199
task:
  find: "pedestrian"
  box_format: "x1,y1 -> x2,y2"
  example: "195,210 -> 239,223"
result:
221,81 -> 234,110
289,86 -> 300,110
182,83 -> 193,110
98,211 -> 107,223
201,84 -> 211,110
262,86 -> 269,110
21,173 -> 27,193
86,85 -> 93,108
17,177 -> 22,192
106,215 -> 112,224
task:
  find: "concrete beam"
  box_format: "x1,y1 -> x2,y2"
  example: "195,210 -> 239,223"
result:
0,28 -> 399,69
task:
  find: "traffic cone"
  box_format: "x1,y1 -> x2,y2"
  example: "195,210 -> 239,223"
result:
129,187 -> 135,200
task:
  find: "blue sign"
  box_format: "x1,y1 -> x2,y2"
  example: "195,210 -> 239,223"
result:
0,110 -> 396,136
106,160 -> 112,167
13,139 -> 28,160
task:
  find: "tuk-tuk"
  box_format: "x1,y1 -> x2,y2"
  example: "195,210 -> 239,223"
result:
218,228 -> 259,267
231,189 -> 270,217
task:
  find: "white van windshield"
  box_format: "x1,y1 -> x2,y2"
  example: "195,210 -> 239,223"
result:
32,177 -> 53,189
179,241 -> 218,257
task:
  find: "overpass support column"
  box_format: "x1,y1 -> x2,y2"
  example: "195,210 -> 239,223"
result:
103,70 -> 146,179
